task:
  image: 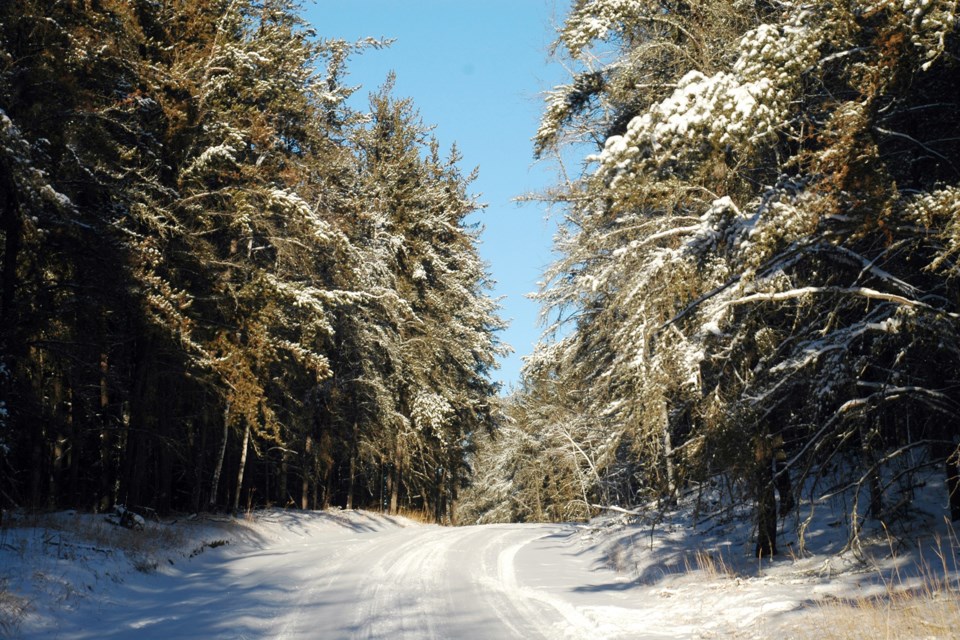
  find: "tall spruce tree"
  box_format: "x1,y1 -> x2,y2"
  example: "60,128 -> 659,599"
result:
350,84 -> 504,519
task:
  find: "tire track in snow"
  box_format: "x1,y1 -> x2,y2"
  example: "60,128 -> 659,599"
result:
351,525 -> 477,639
276,521 -> 611,640
476,525 -> 606,640
273,537 -> 370,640
472,526 -> 550,639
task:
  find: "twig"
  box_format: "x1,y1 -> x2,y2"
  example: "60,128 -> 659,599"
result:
41,537 -> 112,554
591,504 -> 643,516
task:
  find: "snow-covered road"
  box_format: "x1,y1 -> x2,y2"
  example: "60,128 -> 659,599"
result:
26,513 -> 672,640
14,505 -> 956,639
286,522 -> 603,639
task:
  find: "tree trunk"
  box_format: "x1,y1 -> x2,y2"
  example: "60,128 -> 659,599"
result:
31,430 -> 43,509
379,465 -> 385,512
322,463 -> 333,509
754,437 -> 777,558
190,419 -> 204,513
209,400 -> 230,511
449,481 -> 458,526
116,400 -> 130,507
389,463 -> 400,514
50,431 -> 63,509
346,423 -> 358,510
158,441 -> 173,515
280,449 -> 289,506
232,419 -> 250,512
123,335 -> 157,510
0,170 -> 20,330
48,374 -> 65,508
66,378 -> 81,506
347,452 -> 356,510
263,454 -> 270,507
156,382 -> 173,515
946,441 -> 960,521
434,467 -> 445,523
301,435 -> 312,510
97,353 -> 112,512
860,422 -> 883,519
661,400 -> 676,503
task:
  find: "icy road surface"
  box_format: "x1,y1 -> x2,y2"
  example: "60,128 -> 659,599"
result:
26,514 -> 676,640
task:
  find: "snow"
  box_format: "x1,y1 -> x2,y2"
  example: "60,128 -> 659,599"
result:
593,11 -> 825,192
2,489 -> 958,639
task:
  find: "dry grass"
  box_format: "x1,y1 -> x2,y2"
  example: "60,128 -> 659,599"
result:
20,511 -> 187,557
796,530 -> 960,640
0,580 -> 29,637
801,588 -> 960,639
685,548 -> 739,579
395,507 -> 438,525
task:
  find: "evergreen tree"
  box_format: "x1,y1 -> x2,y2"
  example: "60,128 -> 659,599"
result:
503,0 -> 960,555
349,84 -> 505,520
0,0 -> 503,518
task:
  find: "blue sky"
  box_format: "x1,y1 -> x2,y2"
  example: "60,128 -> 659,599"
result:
306,1 -> 569,391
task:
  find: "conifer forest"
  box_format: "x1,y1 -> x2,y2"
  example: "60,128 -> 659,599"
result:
0,0 -> 504,520
4,0 -> 960,562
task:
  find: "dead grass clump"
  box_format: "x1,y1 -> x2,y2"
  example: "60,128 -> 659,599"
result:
802,588 -> 960,639
685,548 -> 740,579
799,530 -> 960,639
0,581 -> 29,636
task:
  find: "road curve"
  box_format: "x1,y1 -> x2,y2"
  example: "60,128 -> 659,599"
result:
42,517 -> 671,640
277,522 -> 605,639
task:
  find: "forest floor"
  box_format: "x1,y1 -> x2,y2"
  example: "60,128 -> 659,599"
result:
1,485 -> 959,639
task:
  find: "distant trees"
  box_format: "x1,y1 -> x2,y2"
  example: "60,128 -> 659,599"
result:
463,0 -> 960,554
0,0 -> 502,519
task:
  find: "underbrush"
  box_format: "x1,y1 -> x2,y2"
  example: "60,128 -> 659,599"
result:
0,509 -> 192,633
799,528 -> 960,639
3,510 -> 187,571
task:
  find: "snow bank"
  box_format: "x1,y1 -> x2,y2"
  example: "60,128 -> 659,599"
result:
0,508 -> 414,638
571,471 -> 960,638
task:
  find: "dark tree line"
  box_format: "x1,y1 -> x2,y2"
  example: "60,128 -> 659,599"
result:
0,0 -> 504,519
